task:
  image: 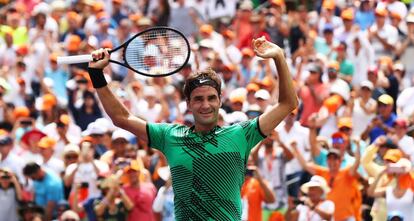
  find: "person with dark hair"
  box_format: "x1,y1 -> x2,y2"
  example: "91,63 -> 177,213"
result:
23,162 -> 64,221
69,89 -> 103,131
86,37 -> 298,220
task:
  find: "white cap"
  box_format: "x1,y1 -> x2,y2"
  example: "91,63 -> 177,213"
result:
330,81 -> 350,100
255,89 -> 271,100
360,80 -> 374,90
111,129 -> 134,141
199,39 -> 213,49
300,175 -> 331,195
32,2 -> 51,15
63,143 -> 80,155
95,118 -> 116,132
157,166 -> 170,181
82,122 -> 107,136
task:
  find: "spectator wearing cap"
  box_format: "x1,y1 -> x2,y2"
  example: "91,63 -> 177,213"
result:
19,129 -> 47,164
69,90 -> 103,131
345,80 -> 377,138
275,109 -> 310,198
396,12 -> 414,85
60,11 -> 86,43
227,87 -> 247,113
255,89 -> 271,113
82,122 -> 108,159
393,63 -> 409,90
23,162 -> 64,221
100,129 -> 133,167
366,66 -> 388,100
132,86 -> 169,123
368,158 -> 414,221
38,93 -> 58,127
93,174 -> 134,220
314,23 -> 339,57
64,139 -> 109,200
59,210 -> 80,221
93,12 -> 118,49
317,0 -> 342,36
285,175 -> 334,221
62,144 -> 80,168
222,29 -> 242,65
326,60 -> 347,86
294,144 -> 361,221
299,63 -> 329,127
0,133 -> 25,182
335,8 -> 356,43
38,136 -> 64,176
122,159 -> 157,221
11,106 -> 33,139
43,114 -> 82,159
391,118 -> 414,164
0,31 -> 17,68
239,48 -> 256,84
368,7 -> 398,59
389,12 -> 405,41
246,83 -> 260,106
221,64 -> 241,93
362,94 -> 397,143
0,168 -> 23,221
266,0 -> 289,48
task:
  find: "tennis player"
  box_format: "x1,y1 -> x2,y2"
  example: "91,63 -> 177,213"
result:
87,36 -> 298,220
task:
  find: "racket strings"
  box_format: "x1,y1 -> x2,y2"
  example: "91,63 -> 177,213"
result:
125,29 -> 189,76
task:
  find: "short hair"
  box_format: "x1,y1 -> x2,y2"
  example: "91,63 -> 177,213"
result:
183,68 -> 222,100
23,162 -> 41,176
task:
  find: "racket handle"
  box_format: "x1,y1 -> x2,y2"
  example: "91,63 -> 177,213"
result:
57,54 -> 93,64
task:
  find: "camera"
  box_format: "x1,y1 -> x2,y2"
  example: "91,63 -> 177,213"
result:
20,120 -> 32,126
293,198 -> 305,205
80,182 -> 89,188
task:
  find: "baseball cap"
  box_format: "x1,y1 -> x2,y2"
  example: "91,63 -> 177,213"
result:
331,132 -> 345,144
13,106 -> 30,119
229,88 -> 247,103
21,130 -> 47,146
123,160 -> 142,172
327,148 -> 341,158
323,24 -> 334,33
111,129 -> 134,141
383,149 -> 403,163
375,8 -> 388,17
337,117 -> 352,129
38,137 -> 56,149
41,94 -> 57,111
307,63 -> 322,74
378,94 -> 394,105
82,122 -> 106,136
360,80 -> 374,90
406,12 -> 414,23
66,35 -> 82,52
246,83 -> 260,92
322,0 -> 335,10
200,24 -> 213,35
241,48 -> 254,57
327,60 -> 339,71
271,0 -> 284,6
63,144 -> 80,155
341,9 -> 354,20
255,89 -> 271,100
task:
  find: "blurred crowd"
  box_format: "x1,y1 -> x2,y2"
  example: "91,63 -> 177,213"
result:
1,0 -> 414,221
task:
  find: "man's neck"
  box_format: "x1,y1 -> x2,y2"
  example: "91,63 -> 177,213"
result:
194,123 -> 217,134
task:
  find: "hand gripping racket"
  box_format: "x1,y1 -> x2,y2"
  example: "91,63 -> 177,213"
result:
57,27 -> 191,77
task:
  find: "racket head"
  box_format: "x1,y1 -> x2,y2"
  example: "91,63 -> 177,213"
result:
120,26 -> 191,77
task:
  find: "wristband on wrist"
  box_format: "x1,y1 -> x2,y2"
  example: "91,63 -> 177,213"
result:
88,67 -> 107,88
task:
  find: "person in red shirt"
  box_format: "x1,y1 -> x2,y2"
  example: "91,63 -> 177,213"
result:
238,13 -> 271,49
122,160 -> 157,221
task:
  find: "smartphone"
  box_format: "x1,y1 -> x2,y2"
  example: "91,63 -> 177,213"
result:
293,198 -> 305,205
81,142 -> 91,156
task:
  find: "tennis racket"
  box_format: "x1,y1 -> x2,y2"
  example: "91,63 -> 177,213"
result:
57,27 -> 191,77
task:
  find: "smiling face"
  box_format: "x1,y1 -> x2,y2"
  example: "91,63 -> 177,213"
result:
187,86 -> 221,132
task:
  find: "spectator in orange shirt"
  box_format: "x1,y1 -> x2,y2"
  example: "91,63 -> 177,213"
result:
241,164 -> 276,221
293,143 -> 361,221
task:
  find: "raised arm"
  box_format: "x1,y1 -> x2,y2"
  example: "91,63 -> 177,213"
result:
253,37 -> 299,136
89,49 -> 148,142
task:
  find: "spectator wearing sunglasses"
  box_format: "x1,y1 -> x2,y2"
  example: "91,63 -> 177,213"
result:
0,168 -> 22,221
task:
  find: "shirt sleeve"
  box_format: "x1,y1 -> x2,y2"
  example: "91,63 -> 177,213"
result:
147,123 -> 174,153
238,117 -> 267,152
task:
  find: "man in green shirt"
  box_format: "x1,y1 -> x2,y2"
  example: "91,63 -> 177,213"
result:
87,37 -> 298,220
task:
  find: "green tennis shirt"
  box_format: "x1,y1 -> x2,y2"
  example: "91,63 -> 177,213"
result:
147,117 -> 266,221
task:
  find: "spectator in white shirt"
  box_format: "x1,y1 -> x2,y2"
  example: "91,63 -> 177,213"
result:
38,136 -> 64,177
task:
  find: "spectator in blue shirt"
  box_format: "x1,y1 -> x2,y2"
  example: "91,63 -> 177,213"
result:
23,162 -> 64,221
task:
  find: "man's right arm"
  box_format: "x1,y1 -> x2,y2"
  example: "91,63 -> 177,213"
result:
88,49 -> 148,142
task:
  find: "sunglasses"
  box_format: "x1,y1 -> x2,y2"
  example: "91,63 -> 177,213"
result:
65,154 -> 78,160
332,138 -> 344,144
339,127 -> 351,132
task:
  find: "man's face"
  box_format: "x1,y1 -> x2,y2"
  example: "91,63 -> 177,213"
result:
0,144 -> 12,158
187,86 -> 221,128
378,103 -> 393,116
308,186 -> 324,203
112,139 -> 128,155
29,170 -> 43,181
327,155 -> 340,172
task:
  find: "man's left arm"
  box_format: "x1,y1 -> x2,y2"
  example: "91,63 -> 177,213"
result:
253,37 -> 298,136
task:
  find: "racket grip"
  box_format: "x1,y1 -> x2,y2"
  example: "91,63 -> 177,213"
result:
57,54 -> 93,64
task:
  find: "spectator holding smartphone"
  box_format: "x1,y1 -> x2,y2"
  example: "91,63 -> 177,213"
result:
0,168 -> 23,221
368,158 -> 414,221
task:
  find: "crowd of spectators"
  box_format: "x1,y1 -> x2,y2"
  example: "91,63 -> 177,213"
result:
1,0 -> 414,220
